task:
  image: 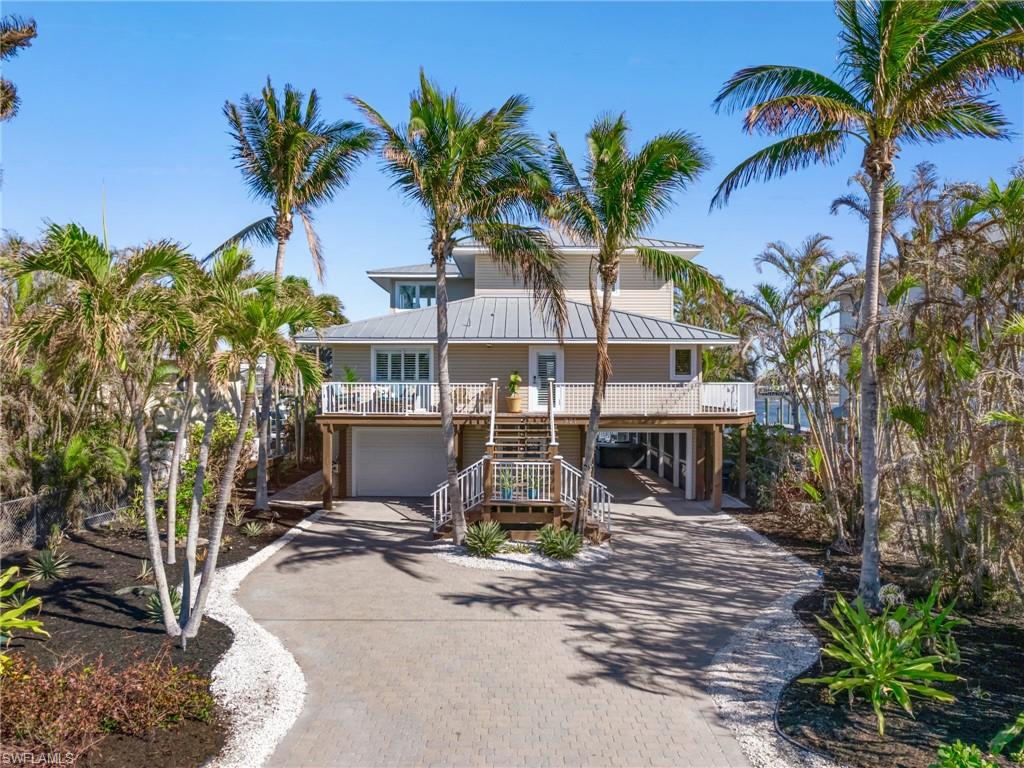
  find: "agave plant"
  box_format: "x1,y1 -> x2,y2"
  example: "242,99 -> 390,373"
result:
26,549 -> 71,582
464,521 -> 506,558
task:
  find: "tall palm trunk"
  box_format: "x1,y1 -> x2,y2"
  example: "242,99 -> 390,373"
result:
857,161 -> 889,609
254,235 -> 288,510
165,376 -> 195,564
434,238 -> 466,544
183,376 -> 257,641
575,278 -> 615,534
179,389 -> 216,630
126,379 -> 181,635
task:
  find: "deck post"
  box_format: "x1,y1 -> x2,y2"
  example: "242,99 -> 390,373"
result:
336,426 -> 348,499
482,442 -> 494,504
738,425 -> 747,500
321,424 -> 333,510
672,432 -> 681,488
712,424 -> 723,512
550,454 -> 562,528
455,425 -> 464,471
694,427 -> 706,500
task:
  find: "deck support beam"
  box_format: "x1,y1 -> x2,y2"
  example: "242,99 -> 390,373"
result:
712,424 -> 723,512
738,425 -> 747,500
321,424 -> 334,510
694,428 -> 706,501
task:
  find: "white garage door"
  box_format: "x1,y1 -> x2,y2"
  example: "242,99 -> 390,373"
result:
352,428 -> 447,497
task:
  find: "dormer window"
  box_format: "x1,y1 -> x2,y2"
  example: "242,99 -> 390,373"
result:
395,282 -> 436,310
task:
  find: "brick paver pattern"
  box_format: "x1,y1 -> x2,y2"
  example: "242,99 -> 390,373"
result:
238,469 -> 804,768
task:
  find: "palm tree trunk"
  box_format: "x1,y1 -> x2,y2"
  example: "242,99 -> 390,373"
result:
254,236 -> 289,511
857,166 -> 888,609
179,388 -> 215,630
126,379 -> 181,636
575,278 -> 615,534
183,377 -> 257,641
165,376 -> 194,564
434,238 -> 466,544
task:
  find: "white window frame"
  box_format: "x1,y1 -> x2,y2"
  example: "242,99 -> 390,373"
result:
371,346 -> 434,382
668,345 -> 696,381
393,282 -> 437,310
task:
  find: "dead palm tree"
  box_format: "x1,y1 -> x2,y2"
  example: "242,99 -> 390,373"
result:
222,78 -> 374,511
547,114 -> 716,533
712,0 -> 1024,607
352,70 -> 566,544
0,14 -> 37,121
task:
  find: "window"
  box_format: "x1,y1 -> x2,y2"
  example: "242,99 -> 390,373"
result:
373,348 -> 432,382
600,272 -> 620,296
670,346 -> 694,380
395,282 -> 436,310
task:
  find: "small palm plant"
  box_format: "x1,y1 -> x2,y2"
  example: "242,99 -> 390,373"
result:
537,525 -> 582,560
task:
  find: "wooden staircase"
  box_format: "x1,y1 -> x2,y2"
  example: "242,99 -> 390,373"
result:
491,418 -> 551,461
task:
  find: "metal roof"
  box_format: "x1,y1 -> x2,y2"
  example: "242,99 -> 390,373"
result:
458,231 -> 702,251
366,263 -> 462,277
296,296 -> 736,345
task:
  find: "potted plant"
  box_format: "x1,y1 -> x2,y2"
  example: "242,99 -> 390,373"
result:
527,477 -> 540,500
499,468 -> 515,500
505,371 -> 522,413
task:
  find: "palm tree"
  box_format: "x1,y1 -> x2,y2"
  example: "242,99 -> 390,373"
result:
222,78 -> 374,512
4,223 -> 194,632
352,70 -> 566,544
0,14 -> 37,121
712,0 -> 1024,607
181,281 -> 325,641
547,114 -> 716,533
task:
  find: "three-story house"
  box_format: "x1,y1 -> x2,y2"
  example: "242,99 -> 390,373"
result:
298,233 -> 755,536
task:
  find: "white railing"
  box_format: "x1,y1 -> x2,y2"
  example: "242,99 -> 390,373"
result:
487,378 -> 498,444
552,382 -> 755,416
560,461 -> 612,529
490,461 -> 552,503
431,458 -> 486,531
321,382 -> 492,415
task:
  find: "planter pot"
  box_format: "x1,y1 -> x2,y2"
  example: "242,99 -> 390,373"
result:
527,489 -> 539,500
505,395 -> 521,413
501,488 -> 514,500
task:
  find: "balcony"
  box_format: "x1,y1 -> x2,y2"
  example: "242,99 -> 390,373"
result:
319,381 -> 755,417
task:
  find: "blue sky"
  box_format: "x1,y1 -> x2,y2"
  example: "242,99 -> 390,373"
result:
5,1 -> 1022,322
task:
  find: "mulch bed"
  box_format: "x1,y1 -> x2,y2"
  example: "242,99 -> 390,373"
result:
4,468 -> 318,768
730,505 -> 1024,768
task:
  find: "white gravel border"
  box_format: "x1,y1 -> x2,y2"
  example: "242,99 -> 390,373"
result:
433,541 -> 613,572
203,509 -> 326,768
706,514 -> 842,768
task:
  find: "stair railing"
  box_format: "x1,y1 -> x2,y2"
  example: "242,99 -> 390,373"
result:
487,377 -> 498,446
559,460 -> 613,531
432,458 -> 486,531
546,377 -> 556,450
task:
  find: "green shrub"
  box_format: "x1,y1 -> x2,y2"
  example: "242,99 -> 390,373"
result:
501,541 -> 532,554
537,525 -> 582,560
0,567 -> 48,674
929,741 -> 996,768
145,587 -> 181,624
240,520 -> 266,538
991,712 -> 1024,761
465,521 -> 506,558
26,549 -> 71,582
0,650 -> 214,763
800,591 -> 958,735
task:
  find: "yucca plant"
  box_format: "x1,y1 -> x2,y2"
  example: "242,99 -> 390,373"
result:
146,587 -> 181,624
464,521 -> 507,558
800,592 -> 958,735
26,549 -> 71,582
537,524 -> 582,561
240,520 -> 266,538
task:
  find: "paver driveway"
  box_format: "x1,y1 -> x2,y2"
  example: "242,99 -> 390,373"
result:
238,470 -> 805,768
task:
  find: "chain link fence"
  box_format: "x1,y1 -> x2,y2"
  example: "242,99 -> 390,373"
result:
0,493 -> 61,557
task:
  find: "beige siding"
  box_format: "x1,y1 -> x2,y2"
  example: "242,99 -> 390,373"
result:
564,344 -> 700,383
447,344 -> 530,383
329,344 -> 372,381
555,426 -> 582,466
327,342 -> 698,384
462,426 -> 489,464
474,252 -> 675,319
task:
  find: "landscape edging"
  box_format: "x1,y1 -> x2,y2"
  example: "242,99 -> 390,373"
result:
706,513 -> 841,768
204,508 -> 326,768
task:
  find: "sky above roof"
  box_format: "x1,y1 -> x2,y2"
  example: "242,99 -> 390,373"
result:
5,1 -> 1022,322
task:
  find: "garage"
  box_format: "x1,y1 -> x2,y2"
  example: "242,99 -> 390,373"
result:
351,427 -> 447,497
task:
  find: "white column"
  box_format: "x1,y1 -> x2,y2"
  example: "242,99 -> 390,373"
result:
685,429 -> 696,500
658,433 -> 667,480
646,432 -> 653,471
673,432 -> 681,488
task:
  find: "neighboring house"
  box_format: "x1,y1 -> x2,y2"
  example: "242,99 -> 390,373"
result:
298,234 -> 756,535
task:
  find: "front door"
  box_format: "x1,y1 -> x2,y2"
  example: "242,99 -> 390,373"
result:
529,346 -> 564,411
